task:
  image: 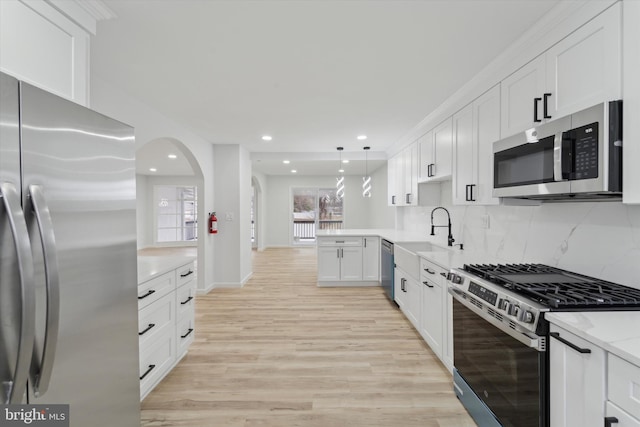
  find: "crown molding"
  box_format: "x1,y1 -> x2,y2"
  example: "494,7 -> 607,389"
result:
45,0 -> 116,34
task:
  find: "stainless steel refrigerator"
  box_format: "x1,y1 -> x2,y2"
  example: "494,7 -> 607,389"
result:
1,71 -> 140,425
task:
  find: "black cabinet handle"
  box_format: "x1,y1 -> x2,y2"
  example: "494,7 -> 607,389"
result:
427,163 -> 435,177
180,296 -> 194,305
466,184 -> 476,202
550,332 -> 591,354
534,97 -> 542,122
440,272 -> 447,278
181,328 -> 194,339
424,268 -> 435,275
180,270 -> 193,278
604,417 -> 619,427
138,323 -> 156,336
543,93 -> 552,119
139,364 -> 156,380
391,195 -> 396,205
422,281 -> 434,288
138,289 -> 156,300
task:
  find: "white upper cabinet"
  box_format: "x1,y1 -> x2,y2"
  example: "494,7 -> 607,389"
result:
388,142 -> 419,207
453,85 -> 501,205
623,0 -> 640,205
0,0 -> 103,106
387,154 -> 398,206
419,119 -> 453,183
501,2 -> 621,138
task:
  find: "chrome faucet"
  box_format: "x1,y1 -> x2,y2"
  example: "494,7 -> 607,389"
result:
430,207 -> 455,247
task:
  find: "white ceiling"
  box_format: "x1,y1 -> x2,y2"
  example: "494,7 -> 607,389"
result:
92,0 -> 561,175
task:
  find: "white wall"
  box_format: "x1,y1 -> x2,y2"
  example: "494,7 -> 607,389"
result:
398,184 -> 640,289
252,171 -> 268,251
264,174 -> 389,247
213,144 -> 253,286
136,174 -> 150,248
90,76 -> 216,293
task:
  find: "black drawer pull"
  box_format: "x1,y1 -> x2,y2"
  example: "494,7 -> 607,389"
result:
550,332 -> 591,354
422,281 -> 434,288
138,323 -> 156,336
424,268 -> 435,275
605,417 -> 619,427
181,328 -> 194,339
180,270 -> 194,278
180,296 -> 194,305
139,364 -> 156,380
138,289 -> 156,300
440,272 -> 447,278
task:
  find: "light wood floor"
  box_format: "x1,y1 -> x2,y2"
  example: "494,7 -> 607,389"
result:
140,247 -> 476,427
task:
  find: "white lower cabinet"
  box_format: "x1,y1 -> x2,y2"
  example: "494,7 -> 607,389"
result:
317,236 -> 380,286
607,354 -> 640,426
394,267 -> 420,331
606,402 -> 640,427
549,324 -> 606,427
138,260 -> 196,400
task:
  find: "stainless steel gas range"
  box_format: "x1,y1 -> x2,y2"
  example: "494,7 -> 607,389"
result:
447,264 -> 640,427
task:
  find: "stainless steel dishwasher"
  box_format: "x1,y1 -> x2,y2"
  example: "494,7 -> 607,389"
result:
381,239 -> 395,303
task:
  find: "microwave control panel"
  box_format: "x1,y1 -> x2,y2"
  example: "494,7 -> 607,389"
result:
571,122 -> 599,180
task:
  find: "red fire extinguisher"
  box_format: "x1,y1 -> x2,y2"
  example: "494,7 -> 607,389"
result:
208,212 -> 218,234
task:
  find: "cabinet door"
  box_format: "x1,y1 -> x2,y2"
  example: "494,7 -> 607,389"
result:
394,153 -> 405,206
473,84 -> 501,205
362,237 -> 379,281
317,247 -> 341,281
452,103 -> 474,205
418,130 -> 433,182
405,277 -> 421,329
340,246 -> 363,281
387,155 -> 397,206
545,2 -> 621,120
443,292 -> 454,373
419,278 -> 443,358
403,142 -> 418,205
432,117 -> 453,180
549,325 -> 606,427
394,269 -> 406,308
501,55 -> 546,138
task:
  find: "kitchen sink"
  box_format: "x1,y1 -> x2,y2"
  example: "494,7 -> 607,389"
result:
395,241 -> 441,280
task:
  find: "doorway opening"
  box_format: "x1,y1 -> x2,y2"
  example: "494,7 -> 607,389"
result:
291,187 -> 343,245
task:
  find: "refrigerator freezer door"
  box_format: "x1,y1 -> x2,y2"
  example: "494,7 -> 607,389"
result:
20,81 -> 140,426
0,72 -> 36,404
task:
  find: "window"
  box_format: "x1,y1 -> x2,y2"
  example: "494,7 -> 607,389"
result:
155,185 -> 197,243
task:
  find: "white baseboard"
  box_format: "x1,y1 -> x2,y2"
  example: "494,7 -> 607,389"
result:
197,282 -> 216,295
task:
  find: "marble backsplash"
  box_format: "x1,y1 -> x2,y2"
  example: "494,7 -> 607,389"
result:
398,184 -> 640,289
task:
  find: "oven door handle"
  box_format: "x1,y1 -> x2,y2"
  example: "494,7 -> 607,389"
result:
448,288 -> 544,351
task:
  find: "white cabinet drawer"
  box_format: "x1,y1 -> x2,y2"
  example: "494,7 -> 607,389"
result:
420,257 -> 447,281
317,237 -> 362,247
138,292 -> 175,348
139,326 -> 176,400
176,281 -> 196,318
606,402 -> 640,427
177,316 -> 195,358
176,262 -> 196,287
608,354 -> 640,420
138,271 -> 175,310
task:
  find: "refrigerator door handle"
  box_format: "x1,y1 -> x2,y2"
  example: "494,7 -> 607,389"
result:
27,185 -> 60,397
0,182 -> 36,404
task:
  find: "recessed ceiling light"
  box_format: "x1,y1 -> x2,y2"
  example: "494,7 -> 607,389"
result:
283,160 -> 290,164
357,135 -> 367,140
168,154 -> 177,159
262,135 -> 272,141
339,168 -> 345,173
342,159 -> 349,164
291,169 -> 297,173
149,168 -> 157,172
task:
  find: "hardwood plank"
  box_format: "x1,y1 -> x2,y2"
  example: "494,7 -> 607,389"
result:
140,247 -> 476,426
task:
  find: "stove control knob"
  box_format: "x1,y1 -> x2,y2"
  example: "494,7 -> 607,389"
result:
498,299 -> 510,312
520,311 -> 535,324
508,304 -> 520,317
447,273 -> 463,285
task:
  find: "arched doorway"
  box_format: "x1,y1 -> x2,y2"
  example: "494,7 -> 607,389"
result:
136,137 -> 206,289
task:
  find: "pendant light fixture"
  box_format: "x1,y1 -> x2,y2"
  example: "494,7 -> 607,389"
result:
362,146 -> 372,197
336,147 -> 345,199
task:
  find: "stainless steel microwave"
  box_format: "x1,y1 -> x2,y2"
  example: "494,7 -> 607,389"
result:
493,100 -> 622,201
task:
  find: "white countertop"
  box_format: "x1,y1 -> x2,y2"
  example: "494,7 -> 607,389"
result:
546,311 -> 640,367
137,255 -> 196,284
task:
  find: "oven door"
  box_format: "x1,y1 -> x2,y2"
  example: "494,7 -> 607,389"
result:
452,295 -> 548,427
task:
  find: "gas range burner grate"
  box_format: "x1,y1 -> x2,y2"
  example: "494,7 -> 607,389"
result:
463,263 -> 640,309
